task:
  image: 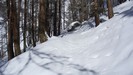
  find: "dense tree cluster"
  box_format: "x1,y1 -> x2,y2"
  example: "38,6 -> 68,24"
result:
0,0 -> 127,61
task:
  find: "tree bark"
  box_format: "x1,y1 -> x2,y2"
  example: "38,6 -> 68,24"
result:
23,0 -> 28,52
11,0 -> 21,56
107,0 -> 114,19
32,0 -> 36,47
7,0 -> 14,60
38,0 -> 48,43
58,0 -> 61,35
53,0 -> 58,36
94,0 -> 100,26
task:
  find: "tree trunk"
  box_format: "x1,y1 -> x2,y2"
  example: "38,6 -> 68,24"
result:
7,0 -> 14,60
63,0 -> 66,29
32,0 -> 36,47
27,2 -> 32,46
107,0 -> 114,19
23,0 -> 28,52
38,0 -> 48,43
94,0 -> 100,26
45,0 -> 51,37
17,0 -> 22,53
11,0 -> 21,56
58,0 -> 61,35
80,0 -> 84,22
53,0 -> 58,36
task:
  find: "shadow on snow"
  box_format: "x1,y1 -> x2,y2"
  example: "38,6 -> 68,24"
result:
1,49 -> 98,75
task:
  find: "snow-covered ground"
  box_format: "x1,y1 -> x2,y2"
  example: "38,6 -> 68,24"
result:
1,1 -> 133,75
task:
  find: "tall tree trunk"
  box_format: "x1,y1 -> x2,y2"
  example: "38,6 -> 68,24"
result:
80,0 -> 84,22
53,0 -> 58,36
84,0 -> 89,20
38,0 -> 47,43
23,0 -> 28,52
69,0 -> 77,21
45,0 -> 51,37
11,0 -> 21,56
35,1 -> 39,42
107,0 -> 114,19
28,7 -> 32,46
7,0 -> 14,60
58,0 -> 61,35
17,0 -> 22,52
63,0 -> 66,29
32,0 -> 36,47
17,0 -> 22,30
94,0 -> 100,26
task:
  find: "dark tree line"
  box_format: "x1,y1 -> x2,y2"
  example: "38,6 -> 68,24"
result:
6,0 -> 63,60
0,0 -> 128,60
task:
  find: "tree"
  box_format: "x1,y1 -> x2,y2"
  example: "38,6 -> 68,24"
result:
79,0 -> 89,22
53,0 -> 62,36
62,0 -> 66,29
98,0 -> 105,14
11,0 -> 21,56
68,0 -> 91,23
23,0 -> 28,52
7,0 -> 14,60
107,0 -> 114,19
38,0 -> 47,43
57,0 -> 61,35
94,0 -> 100,26
31,0 -> 36,47
69,0 -> 79,22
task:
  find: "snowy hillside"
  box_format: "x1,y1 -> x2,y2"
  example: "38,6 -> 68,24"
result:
1,1 -> 133,75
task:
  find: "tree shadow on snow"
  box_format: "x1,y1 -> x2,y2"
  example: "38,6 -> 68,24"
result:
0,61 -> 10,75
30,49 -> 98,75
0,49 -> 98,75
119,6 -> 133,18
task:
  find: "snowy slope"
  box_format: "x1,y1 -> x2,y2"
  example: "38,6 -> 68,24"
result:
1,1 -> 133,75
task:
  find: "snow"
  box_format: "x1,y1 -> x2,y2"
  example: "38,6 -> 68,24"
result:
67,21 -> 81,31
1,1 -> 133,75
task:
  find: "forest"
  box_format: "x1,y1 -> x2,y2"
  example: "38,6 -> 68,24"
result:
0,0 -> 127,64
1,0 -> 133,75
